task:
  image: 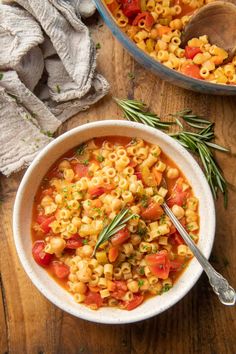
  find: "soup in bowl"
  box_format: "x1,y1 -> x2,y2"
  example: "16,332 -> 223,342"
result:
13,121 -> 215,323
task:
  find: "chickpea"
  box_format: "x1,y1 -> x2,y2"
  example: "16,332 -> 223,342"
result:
81,245 -> 93,257
167,167 -> 179,179
172,204 -> 185,219
50,237 -> 66,256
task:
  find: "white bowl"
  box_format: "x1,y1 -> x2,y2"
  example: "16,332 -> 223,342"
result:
13,120 -> 215,324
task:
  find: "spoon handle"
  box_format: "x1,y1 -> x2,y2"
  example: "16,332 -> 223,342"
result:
162,202 -> 236,306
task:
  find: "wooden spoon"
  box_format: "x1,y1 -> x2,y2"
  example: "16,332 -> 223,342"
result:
181,1 -> 236,61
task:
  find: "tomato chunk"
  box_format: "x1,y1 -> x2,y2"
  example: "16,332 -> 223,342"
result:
141,202 -> 164,220
133,12 -> 155,27
52,261 -> 70,279
181,63 -> 202,80
170,259 -> 184,272
121,0 -> 141,17
108,246 -> 119,262
124,294 -> 144,310
74,163 -> 89,178
185,46 -> 202,59
32,240 -> 53,267
111,228 -> 130,246
88,186 -> 106,198
112,281 -> 128,299
167,178 -> 188,207
37,215 -> 55,234
84,291 -> 103,308
145,250 -> 170,279
65,234 -> 83,249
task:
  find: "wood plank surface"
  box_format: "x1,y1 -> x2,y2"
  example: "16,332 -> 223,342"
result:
0,14 -> 236,354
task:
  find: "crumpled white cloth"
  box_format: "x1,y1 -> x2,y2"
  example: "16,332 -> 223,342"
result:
0,0 -> 109,176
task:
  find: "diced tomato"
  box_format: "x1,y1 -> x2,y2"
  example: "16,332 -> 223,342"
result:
32,240 -> 53,267
84,291 -> 103,308
145,250 -> 171,279
181,63 -> 202,80
88,186 -> 106,198
169,224 -> 176,235
167,178 -> 188,207
185,46 -> 202,59
65,234 -> 83,249
121,0 -> 141,17
174,233 -> 185,245
170,259 -> 184,272
88,184 -> 114,198
124,294 -> 144,310
74,163 -> 89,178
112,281 -> 128,299
37,215 -> 55,234
52,261 -> 70,279
108,246 -> 119,262
141,202 -> 164,221
134,171 -> 142,180
107,0 -> 119,13
152,169 -> 162,186
132,12 -> 155,27
111,228 -> 130,246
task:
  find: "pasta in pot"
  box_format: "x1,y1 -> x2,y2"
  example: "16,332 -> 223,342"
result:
104,0 -> 236,85
31,136 -> 199,310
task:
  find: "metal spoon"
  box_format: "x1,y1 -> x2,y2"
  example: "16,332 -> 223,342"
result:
181,1 -> 236,62
162,202 -> 236,305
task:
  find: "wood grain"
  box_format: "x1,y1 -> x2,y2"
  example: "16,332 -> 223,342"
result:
0,15 -> 236,354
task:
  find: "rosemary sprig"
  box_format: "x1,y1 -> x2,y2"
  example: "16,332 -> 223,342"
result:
114,98 -> 229,206
92,208 -> 136,256
114,98 -> 173,129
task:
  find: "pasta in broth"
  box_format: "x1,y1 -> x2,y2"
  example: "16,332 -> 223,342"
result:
104,0 -> 236,85
32,137 -> 199,310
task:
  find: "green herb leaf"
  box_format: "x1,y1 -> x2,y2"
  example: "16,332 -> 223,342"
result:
114,98 -> 229,207
83,159 -> 89,166
82,239 -> 88,245
138,279 -> 144,287
92,208 -> 137,256
161,284 -> 172,293
97,154 -> 105,162
96,43 -> 101,49
128,72 -> 135,80
76,143 -> 87,156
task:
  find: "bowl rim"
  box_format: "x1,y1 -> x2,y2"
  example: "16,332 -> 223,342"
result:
94,0 -> 236,94
13,120 -> 216,324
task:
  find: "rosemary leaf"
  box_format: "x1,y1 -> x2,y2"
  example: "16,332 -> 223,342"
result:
92,209 -> 136,256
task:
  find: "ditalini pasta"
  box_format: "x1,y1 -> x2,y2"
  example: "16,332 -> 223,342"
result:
104,0 -> 236,85
32,136 -> 199,310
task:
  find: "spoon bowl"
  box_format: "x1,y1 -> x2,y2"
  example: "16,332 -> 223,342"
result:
181,1 -> 236,61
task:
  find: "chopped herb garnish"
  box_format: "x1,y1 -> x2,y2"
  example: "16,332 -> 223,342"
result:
161,284 -> 172,293
0,73 -> 3,80
94,207 -> 102,215
97,155 -> 105,162
140,195 -> 148,207
128,72 -> 135,80
82,239 -> 88,245
96,43 -> 101,49
139,267 -> 145,275
152,152 -> 158,157
137,224 -> 147,236
92,208 -> 137,256
56,84 -> 61,93
83,159 -> 89,166
87,200 -> 91,206
76,143 -> 87,156
138,279 -> 144,287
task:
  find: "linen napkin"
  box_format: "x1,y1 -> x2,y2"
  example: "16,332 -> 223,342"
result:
0,0 -> 109,176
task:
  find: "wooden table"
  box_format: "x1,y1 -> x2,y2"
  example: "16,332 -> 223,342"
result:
0,15 -> 236,354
